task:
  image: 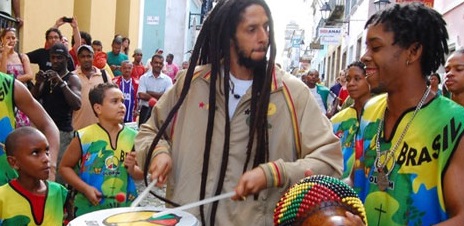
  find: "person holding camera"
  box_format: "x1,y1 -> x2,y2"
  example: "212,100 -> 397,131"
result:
27,16 -> 80,72
31,42 -> 82,184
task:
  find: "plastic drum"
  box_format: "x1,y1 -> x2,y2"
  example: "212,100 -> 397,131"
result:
67,207 -> 199,226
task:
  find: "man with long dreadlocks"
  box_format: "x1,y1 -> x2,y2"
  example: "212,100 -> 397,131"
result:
134,0 -> 342,225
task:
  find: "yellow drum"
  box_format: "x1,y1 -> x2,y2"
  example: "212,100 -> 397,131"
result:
67,207 -> 199,226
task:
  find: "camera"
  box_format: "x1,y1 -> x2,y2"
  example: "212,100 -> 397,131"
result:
41,70 -> 54,80
63,17 -> 73,23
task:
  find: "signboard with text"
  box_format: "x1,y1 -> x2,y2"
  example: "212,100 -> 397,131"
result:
318,28 -> 342,45
396,0 -> 433,7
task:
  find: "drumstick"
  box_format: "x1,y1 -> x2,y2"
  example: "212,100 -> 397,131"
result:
130,179 -> 157,208
151,191 -> 235,219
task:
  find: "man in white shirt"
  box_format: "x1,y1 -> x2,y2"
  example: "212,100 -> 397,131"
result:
302,69 -> 335,118
137,54 -> 172,126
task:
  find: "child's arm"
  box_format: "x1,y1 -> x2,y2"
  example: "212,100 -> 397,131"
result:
59,137 -> 102,205
124,151 -> 144,180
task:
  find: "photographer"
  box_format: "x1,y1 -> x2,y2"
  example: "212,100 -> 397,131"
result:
31,42 -> 81,184
27,16 -> 80,72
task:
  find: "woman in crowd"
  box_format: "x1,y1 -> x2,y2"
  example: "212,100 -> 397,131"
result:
0,27 -> 34,127
429,73 -> 442,96
122,37 -> 130,55
331,61 -> 371,182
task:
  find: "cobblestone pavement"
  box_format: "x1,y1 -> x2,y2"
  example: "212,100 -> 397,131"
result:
135,180 -> 166,208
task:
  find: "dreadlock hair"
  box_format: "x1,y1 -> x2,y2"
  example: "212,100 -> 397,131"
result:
142,0 -> 276,225
365,2 -> 449,77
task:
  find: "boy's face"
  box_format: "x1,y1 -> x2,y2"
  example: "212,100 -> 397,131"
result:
94,88 -> 126,123
92,44 -> 102,52
7,132 -> 50,180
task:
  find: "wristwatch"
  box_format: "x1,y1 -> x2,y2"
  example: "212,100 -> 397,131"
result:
59,81 -> 67,88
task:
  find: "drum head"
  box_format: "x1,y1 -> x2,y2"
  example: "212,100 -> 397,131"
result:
68,207 -> 199,226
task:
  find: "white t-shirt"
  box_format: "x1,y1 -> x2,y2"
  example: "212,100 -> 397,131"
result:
228,73 -> 252,118
309,87 -> 327,114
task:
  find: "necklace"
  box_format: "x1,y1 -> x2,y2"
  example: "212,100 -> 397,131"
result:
374,86 -> 431,191
229,80 -> 241,99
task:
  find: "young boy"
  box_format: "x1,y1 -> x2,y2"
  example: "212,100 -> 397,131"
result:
0,127 -> 67,225
59,83 -> 143,217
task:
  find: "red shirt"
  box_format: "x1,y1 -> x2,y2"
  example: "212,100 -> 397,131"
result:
338,86 -> 349,105
131,63 -> 146,81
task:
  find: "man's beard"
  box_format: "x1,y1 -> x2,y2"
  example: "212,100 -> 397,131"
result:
235,44 -> 267,69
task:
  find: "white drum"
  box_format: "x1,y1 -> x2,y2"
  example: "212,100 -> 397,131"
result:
67,207 -> 199,226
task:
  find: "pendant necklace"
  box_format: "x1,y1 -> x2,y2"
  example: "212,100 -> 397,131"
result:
374,86 -> 431,191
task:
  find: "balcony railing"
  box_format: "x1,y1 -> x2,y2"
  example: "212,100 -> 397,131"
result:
0,13 -> 19,30
325,0 -> 346,26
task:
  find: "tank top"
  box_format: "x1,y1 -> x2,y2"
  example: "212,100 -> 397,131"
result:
41,72 -> 73,132
0,72 -> 18,185
7,63 -> 31,127
355,94 -> 464,225
73,124 -> 138,217
0,180 -> 67,225
331,107 -> 359,179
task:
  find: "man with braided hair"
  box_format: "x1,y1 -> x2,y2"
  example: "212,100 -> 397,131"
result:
356,3 -> 464,225
135,0 -> 342,225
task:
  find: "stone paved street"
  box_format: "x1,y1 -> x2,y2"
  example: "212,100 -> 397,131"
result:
135,180 -> 166,208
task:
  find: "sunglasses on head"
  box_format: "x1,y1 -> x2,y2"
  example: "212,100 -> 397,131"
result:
2,27 -> 16,32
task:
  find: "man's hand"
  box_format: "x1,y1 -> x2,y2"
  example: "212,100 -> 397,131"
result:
110,65 -> 120,71
232,167 -> 267,201
345,211 -> 366,226
149,152 -> 172,187
47,70 -> 63,84
70,17 -> 78,28
54,17 -> 66,28
35,70 -> 48,84
16,17 -> 23,27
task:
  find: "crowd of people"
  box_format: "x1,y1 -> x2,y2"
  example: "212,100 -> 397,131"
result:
1,0 -> 464,225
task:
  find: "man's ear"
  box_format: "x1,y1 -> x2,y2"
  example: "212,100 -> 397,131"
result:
7,156 -> 19,170
407,42 -> 423,65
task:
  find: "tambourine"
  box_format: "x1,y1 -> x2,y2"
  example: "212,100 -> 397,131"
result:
68,206 -> 199,226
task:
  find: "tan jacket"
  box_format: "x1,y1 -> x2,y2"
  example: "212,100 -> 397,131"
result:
135,64 -> 342,225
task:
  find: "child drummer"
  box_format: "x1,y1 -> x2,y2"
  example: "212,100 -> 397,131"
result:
59,83 -> 143,217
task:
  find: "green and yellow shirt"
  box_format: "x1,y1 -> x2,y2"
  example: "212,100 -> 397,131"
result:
355,94 -> 464,225
74,124 -> 138,217
0,73 -> 17,185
